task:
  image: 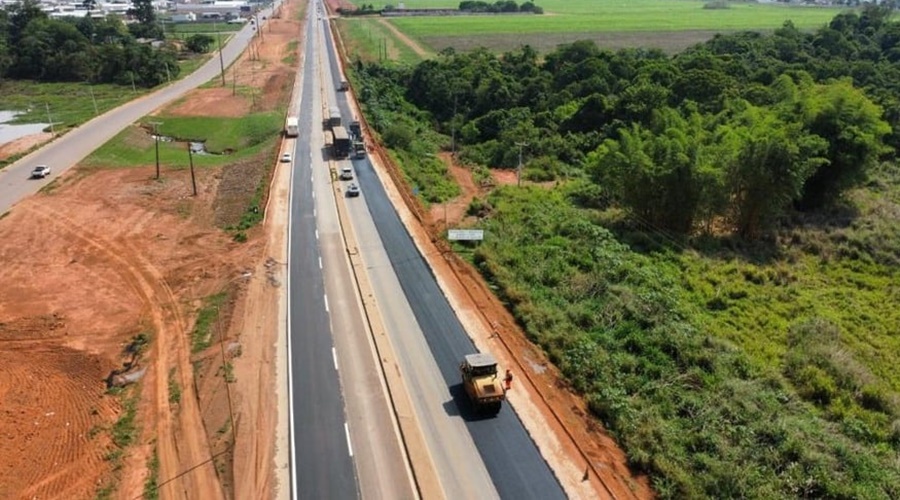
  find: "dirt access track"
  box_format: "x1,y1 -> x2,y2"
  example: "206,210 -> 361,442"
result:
0,1 -> 300,498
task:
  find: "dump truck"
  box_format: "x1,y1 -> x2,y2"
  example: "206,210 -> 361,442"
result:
349,120 -> 361,139
353,140 -> 366,159
331,125 -> 351,159
460,353 -> 505,415
328,107 -> 342,129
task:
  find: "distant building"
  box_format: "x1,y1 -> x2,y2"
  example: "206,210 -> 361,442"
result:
169,12 -> 196,22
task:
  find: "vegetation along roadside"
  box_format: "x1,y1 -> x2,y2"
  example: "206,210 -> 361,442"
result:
352,4 -> 900,498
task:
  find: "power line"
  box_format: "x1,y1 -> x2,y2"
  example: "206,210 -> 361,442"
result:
129,444 -> 234,500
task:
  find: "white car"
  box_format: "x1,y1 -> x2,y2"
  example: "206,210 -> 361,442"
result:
280,152 -> 292,163
31,165 -> 51,179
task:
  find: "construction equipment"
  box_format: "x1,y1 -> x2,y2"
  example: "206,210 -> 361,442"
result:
459,353 -> 505,415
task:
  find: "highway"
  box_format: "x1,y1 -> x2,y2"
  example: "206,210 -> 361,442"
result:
319,9 -> 567,500
0,7 -> 277,214
286,2 -> 414,498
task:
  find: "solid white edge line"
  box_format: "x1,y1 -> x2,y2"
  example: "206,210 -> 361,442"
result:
286,109 -> 299,500
344,422 -> 354,457
332,346 -> 339,371
287,4 -> 316,497
324,293 -> 329,312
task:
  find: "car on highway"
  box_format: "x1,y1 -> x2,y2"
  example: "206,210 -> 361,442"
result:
30,165 -> 51,179
339,166 -> 353,180
281,152 -> 292,163
347,183 -> 360,197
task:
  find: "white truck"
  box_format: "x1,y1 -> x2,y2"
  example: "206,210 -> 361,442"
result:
285,117 -> 299,137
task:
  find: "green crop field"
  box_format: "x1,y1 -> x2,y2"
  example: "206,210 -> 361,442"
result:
343,0 -> 847,55
338,18 -> 428,64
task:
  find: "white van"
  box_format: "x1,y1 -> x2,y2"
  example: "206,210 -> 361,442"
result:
339,166 -> 353,180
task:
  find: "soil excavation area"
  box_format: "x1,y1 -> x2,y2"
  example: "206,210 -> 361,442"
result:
0,165 -> 255,498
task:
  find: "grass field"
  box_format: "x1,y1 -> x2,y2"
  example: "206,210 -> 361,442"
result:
165,22 -> 244,34
343,0 -> 847,55
0,81 -> 148,130
338,18 -> 426,64
81,113 -> 283,170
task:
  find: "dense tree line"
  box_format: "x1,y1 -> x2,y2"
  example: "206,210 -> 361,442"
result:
458,1 -> 543,14
0,0 -> 178,87
358,5 -> 900,239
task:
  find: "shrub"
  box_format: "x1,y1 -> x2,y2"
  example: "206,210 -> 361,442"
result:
185,34 -> 214,54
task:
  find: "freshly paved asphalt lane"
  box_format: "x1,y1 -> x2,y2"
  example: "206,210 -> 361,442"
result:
0,7 -> 277,214
287,3 -> 357,498
321,18 -> 567,500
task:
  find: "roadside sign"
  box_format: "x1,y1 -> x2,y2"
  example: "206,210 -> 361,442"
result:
448,229 -> 484,241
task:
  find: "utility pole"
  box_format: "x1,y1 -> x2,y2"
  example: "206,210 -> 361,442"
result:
451,92 -> 457,157
188,143 -> 197,196
215,305 -> 237,450
88,84 -> 98,116
232,63 -> 237,96
515,142 -> 528,187
149,121 -> 163,179
45,103 -> 54,136
215,21 -> 226,86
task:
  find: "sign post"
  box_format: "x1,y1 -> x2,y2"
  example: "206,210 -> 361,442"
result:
448,229 -> 485,241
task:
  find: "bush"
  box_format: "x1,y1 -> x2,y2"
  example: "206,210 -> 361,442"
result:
185,34 -> 214,54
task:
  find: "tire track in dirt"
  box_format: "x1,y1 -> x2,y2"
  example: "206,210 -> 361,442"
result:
24,205 -> 223,500
376,18 -> 430,58
121,234 -> 226,499
0,344 -> 117,500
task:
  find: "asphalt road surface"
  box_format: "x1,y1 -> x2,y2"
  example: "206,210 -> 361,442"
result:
0,5 -> 276,214
320,13 -> 567,500
286,2 -> 413,498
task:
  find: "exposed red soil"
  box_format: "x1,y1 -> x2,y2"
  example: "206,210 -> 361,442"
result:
0,131 -> 54,162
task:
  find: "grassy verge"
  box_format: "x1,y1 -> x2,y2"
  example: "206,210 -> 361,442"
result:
96,385 -> 141,499
80,112 -> 282,170
177,53 -> 211,76
283,41 -> 299,64
142,447 -> 160,500
192,292 -> 228,353
165,22 -> 243,35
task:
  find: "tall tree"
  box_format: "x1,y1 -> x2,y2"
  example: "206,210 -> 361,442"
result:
588,108 -> 711,233
127,0 -> 162,39
724,102 -> 827,237
794,79 -> 890,209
